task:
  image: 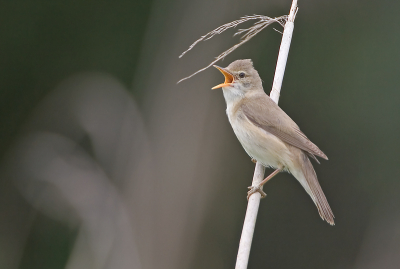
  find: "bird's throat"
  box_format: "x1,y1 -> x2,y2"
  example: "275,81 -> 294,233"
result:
222,87 -> 245,110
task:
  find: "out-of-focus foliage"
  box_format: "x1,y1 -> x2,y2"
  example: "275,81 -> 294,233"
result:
1,1 -> 400,269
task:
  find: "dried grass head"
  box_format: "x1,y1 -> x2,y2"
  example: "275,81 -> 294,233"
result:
178,15 -> 287,83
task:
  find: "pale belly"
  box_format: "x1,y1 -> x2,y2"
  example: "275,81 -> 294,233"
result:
228,112 -> 294,170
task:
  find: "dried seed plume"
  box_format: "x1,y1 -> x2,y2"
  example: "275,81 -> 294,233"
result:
178,15 -> 287,83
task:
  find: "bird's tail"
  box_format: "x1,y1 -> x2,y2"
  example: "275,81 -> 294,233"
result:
294,151 -> 335,225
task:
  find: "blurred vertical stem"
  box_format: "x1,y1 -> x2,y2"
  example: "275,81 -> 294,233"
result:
234,1 -> 298,269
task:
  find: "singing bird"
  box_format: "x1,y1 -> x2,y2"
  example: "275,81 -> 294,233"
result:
212,59 -> 334,225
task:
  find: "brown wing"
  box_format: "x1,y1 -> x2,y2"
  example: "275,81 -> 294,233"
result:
241,93 -> 328,160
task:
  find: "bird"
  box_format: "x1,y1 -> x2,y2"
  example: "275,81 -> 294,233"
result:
212,59 -> 334,225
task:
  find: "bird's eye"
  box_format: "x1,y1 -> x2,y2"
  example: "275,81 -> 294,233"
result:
239,72 -> 245,78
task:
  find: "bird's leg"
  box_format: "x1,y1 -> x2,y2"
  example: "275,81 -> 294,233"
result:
247,167 -> 283,200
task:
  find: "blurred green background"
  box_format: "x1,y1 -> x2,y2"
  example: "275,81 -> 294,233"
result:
1,0 -> 400,269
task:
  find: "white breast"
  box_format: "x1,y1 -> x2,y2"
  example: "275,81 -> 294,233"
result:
223,88 -> 294,169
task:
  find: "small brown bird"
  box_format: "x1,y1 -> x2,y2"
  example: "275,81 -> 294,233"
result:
212,59 -> 334,225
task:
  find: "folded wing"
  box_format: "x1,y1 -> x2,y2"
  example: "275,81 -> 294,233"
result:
241,93 -> 328,160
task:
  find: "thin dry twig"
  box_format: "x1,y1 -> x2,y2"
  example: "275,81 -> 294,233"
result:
177,15 -> 287,83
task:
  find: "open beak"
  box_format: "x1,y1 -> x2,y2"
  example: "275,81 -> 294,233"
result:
212,65 -> 234,89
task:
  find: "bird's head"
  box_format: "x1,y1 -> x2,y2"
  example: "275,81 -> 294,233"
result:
212,59 -> 262,93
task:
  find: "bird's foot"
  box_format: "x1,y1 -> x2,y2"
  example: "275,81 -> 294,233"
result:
247,185 -> 266,200
251,158 -> 257,163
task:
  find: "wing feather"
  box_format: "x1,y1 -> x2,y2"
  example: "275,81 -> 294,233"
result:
241,93 -> 328,160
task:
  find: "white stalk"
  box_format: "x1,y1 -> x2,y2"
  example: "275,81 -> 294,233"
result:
235,1 -> 298,269
270,0 -> 298,103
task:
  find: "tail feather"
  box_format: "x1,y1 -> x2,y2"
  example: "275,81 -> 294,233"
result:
299,151 -> 335,225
